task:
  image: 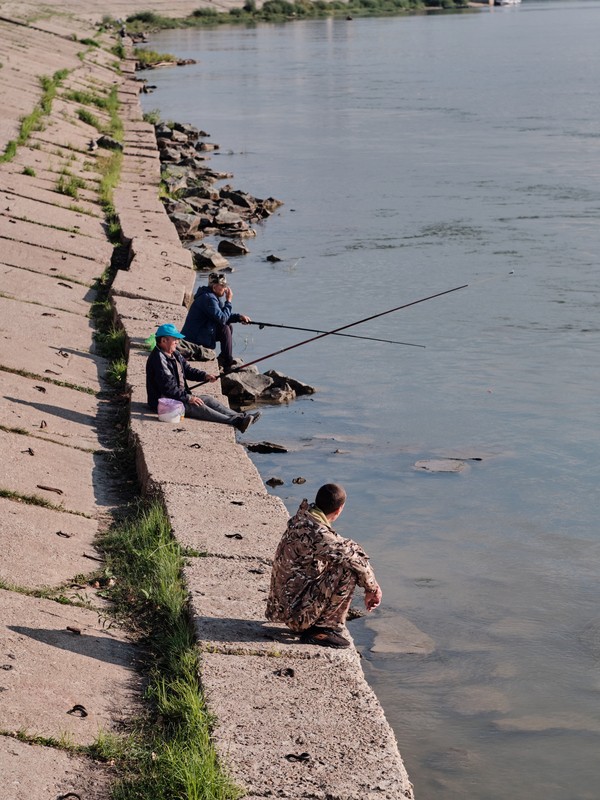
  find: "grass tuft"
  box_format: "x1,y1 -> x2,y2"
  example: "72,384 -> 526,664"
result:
98,502 -> 242,799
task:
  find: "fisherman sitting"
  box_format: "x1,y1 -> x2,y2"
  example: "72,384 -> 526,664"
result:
146,323 -> 260,433
181,272 -> 251,370
266,483 -> 382,648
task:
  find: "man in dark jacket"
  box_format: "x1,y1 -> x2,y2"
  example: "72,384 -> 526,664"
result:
146,323 -> 260,433
181,272 -> 251,369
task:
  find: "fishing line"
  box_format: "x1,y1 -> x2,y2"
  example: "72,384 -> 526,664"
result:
188,271 -> 514,389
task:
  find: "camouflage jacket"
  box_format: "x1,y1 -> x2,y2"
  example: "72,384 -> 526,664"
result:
265,499 -> 379,623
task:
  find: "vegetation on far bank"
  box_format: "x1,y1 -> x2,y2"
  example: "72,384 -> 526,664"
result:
103,0 -> 469,36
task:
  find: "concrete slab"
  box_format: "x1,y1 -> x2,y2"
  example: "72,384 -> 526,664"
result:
0,216 -> 113,265
1,160 -> 101,207
0,371 -> 114,451
0,736 -> 109,800
112,293 -> 188,323
0,296 -> 108,392
0,238 -> 100,286
0,264 -> 97,316
118,208 -> 182,248
0,589 -> 137,745
132,414 -> 266,495
0,193 -> 106,240
0,173 -> 101,217
200,651 -> 414,799
114,185 -> 165,214
186,557 -> 319,657
120,153 -> 161,185
165,484 -> 286,561
0,429 -> 111,516
130,236 -> 194,270
110,269 -> 190,307
0,497 -> 100,589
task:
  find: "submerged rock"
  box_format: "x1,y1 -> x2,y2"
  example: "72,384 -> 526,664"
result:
245,441 -> 288,454
414,459 -> 468,473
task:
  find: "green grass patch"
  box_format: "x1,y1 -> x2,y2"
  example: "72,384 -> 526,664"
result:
0,69 -> 70,162
77,106 -> 105,131
142,108 -> 161,125
65,89 -> 111,109
121,0 -> 469,34
56,169 -> 87,198
98,502 -> 242,799
23,166 -> 36,176
134,48 -> 176,68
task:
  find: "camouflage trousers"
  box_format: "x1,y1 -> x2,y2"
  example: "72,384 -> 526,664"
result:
287,565 -> 357,633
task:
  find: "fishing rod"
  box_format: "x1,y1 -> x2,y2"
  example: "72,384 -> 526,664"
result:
189,272 -> 513,389
248,320 -> 425,348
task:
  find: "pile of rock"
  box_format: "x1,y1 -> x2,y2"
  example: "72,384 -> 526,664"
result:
155,122 -> 283,271
221,367 -> 315,407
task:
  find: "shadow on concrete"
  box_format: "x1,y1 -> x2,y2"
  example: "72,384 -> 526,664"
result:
194,617 -> 301,648
8,625 -> 137,668
5,396 -> 118,452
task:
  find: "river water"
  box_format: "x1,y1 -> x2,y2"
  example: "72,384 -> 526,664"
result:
140,3 -> 600,797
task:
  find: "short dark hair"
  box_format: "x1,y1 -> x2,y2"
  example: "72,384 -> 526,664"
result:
315,483 -> 346,515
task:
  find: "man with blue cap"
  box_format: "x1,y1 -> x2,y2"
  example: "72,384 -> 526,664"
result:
146,323 -> 260,433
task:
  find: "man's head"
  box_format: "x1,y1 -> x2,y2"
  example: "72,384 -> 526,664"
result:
208,271 -> 228,297
155,323 -> 185,356
315,483 -> 347,520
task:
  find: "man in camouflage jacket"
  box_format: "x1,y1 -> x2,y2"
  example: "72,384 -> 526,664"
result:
266,483 -> 382,648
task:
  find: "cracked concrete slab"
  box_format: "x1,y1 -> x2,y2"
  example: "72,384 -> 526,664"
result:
0,174 -> 100,217
0,371 -> 113,451
0,237 -> 100,286
110,268 -> 190,306
132,416 -> 265,494
0,264 -> 97,316
130,235 -> 194,270
0,193 -> 106,240
0,215 -> 113,264
119,207 -> 183,247
0,497 -> 99,590
0,589 -> 138,745
112,294 -> 188,324
165,484 -> 286,561
200,651 -> 413,799
0,736 -> 110,800
0,296 -> 108,392
0,429 -> 112,516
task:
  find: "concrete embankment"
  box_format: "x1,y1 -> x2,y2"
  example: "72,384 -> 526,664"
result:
0,7 -> 414,798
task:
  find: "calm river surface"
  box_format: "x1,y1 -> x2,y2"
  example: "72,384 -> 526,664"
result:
141,2 -> 600,796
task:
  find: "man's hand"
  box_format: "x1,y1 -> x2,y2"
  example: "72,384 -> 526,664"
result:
239,315 -> 251,324
205,375 -> 218,383
224,287 -> 233,302
188,395 -> 205,407
364,585 -> 382,612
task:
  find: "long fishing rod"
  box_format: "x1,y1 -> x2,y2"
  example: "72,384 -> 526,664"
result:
189,273 -> 513,389
248,320 -> 425,348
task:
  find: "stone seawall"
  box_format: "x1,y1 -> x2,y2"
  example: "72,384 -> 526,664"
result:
0,8 -> 414,798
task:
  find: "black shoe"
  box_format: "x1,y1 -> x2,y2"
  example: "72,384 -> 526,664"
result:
248,410 -> 262,426
235,414 -> 252,434
299,626 -> 350,649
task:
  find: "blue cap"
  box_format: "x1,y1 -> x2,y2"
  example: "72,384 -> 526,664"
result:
155,323 -> 185,339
